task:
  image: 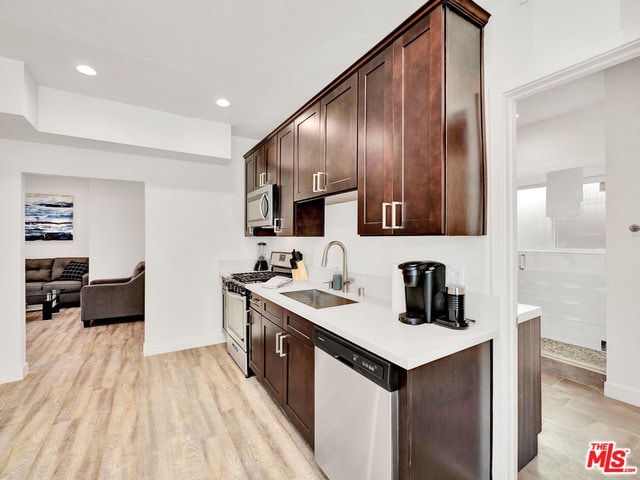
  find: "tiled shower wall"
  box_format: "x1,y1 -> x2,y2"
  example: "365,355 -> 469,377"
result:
518,251 -> 606,351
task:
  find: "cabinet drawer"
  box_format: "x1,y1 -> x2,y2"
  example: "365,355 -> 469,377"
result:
248,293 -> 262,313
283,309 -> 314,347
262,298 -> 283,326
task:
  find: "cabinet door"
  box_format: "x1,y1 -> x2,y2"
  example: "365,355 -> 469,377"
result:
247,147 -> 264,192
393,13 -> 444,234
294,102 -> 321,201
321,73 -> 358,195
262,319 -> 284,404
248,308 -> 264,379
263,135 -> 278,186
357,46 -> 394,235
282,334 -> 315,447
276,123 -> 295,236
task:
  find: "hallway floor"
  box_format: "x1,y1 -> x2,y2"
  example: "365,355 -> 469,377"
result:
519,371 -> 640,479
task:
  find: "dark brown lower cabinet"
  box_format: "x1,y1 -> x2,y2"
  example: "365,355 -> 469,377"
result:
248,306 -> 263,379
251,296 -> 315,447
399,341 -> 492,480
281,331 -> 314,446
518,317 -> 542,470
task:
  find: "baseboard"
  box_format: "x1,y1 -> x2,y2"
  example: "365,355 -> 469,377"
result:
541,355 -> 605,391
604,381 -> 640,407
0,362 -> 28,385
143,333 -> 226,357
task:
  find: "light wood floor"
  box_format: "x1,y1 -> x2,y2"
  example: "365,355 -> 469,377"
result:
0,308 -> 326,479
5,309 -> 640,479
519,371 -> 640,479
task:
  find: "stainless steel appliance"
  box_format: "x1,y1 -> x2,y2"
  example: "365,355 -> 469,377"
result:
222,251 -> 293,376
397,261 -> 446,325
314,327 -> 400,480
246,183 -> 275,230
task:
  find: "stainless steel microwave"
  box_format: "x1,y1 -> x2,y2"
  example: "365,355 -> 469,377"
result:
246,183 -> 275,229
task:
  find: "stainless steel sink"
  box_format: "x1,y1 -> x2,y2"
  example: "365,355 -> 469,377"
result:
280,289 -> 357,309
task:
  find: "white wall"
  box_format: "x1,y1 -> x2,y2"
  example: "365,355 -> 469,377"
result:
257,200 -> 489,300
604,57 -> 640,406
518,252 -> 606,350
89,178 -> 145,280
24,174 -> 90,259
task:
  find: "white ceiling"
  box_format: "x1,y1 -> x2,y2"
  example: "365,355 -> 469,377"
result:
516,71 -> 605,127
0,0 -> 426,140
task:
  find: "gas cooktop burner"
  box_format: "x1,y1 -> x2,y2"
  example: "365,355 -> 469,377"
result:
230,271 -> 280,284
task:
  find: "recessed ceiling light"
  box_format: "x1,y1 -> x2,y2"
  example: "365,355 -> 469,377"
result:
216,98 -> 231,108
76,64 -> 97,76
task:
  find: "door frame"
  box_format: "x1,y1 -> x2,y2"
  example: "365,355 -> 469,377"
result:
497,35 -> 640,477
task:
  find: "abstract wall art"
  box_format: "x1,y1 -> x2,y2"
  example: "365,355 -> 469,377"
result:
25,193 -> 74,241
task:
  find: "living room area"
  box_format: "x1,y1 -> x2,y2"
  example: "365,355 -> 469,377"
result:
24,173 -> 146,329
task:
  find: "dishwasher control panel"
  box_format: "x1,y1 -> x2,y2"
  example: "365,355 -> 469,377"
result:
313,327 -> 399,391
352,354 -> 384,380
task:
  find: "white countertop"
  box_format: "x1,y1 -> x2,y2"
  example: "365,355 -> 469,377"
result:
246,281 -> 499,370
517,303 -> 542,324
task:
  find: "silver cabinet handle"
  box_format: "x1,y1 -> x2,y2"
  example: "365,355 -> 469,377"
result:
382,202 -> 391,229
382,202 -> 403,229
391,201 -> 403,229
317,171 -> 327,192
312,172 -> 327,193
518,253 -> 526,271
630,224 -> 640,232
275,332 -> 281,354
278,334 -> 289,358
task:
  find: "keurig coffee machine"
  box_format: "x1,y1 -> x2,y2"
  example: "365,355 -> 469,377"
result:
397,261 -> 446,325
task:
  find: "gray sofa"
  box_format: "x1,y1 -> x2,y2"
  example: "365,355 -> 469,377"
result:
80,261 -> 145,327
25,257 -> 89,306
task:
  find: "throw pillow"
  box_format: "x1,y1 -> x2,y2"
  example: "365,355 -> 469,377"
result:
59,261 -> 89,281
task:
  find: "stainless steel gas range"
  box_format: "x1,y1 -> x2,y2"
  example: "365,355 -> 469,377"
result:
221,251 -> 294,376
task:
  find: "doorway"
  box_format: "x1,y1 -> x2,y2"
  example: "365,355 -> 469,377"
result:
515,71 -> 607,384
510,52 -> 640,475
23,174 -> 145,359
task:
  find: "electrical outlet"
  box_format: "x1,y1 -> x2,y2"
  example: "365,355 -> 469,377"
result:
601,340 -> 607,352
448,267 -> 465,286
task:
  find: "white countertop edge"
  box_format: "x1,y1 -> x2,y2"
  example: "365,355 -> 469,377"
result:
246,281 -> 499,370
517,303 -> 541,324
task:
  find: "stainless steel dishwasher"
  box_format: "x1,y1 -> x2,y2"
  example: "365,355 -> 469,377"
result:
313,327 -> 400,480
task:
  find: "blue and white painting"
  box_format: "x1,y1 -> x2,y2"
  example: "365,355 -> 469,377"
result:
25,193 -> 74,241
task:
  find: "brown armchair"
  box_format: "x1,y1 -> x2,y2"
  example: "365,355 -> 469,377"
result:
80,261 -> 145,327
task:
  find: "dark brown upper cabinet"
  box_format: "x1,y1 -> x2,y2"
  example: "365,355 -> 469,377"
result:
244,123 -> 324,237
358,4 -> 487,236
245,0 -> 489,237
275,123 -> 295,236
294,73 -> 358,202
293,103 -> 321,201
245,147 -> 261,194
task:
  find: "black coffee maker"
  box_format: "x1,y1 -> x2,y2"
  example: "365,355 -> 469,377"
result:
398,261 -> 446,325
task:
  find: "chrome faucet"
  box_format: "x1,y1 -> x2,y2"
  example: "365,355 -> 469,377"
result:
321,240 -> 352,293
